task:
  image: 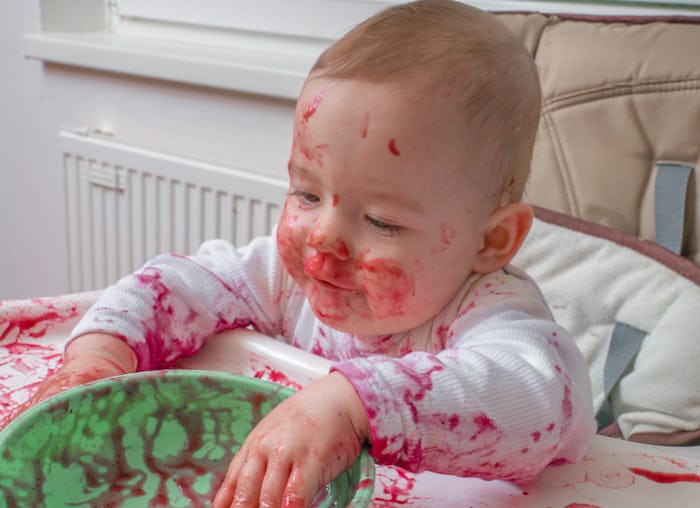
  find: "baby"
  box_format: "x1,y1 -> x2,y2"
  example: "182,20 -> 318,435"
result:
24,1 -> 595,506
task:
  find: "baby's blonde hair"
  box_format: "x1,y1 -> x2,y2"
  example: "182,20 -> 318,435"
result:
310,0 -> 541,203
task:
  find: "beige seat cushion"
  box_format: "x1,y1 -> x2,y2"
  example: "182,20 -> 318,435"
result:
497,13 -> 700,266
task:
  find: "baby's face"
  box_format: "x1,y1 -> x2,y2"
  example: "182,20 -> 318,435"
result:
277,77 -> 490,336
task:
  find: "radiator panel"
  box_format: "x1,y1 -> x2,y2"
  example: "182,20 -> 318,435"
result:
61,131 -> 287,292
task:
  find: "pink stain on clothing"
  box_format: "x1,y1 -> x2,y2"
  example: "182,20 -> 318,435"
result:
470,413 -> 498,441
435,324 -> 453,345
561,384 -> 573,435
388,138 -> 400,156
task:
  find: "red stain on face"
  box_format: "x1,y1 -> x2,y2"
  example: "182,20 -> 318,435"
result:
361,113 -> 370,139
332,194 -> 339,206
440,223 -> 456,247
355,253 -> 414,319
388,138 -> 400,156
432,223 -> 457,255
277,202 -> 416,328
300,143 -> 329,168
302,87 -> 329,123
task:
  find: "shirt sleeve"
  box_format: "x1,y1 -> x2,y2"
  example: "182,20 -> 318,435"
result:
332,277 -> 595,482
67,235 -> 287,370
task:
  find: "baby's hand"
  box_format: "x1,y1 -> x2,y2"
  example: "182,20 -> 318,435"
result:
3,333 -> 137,427
212,371 -> 370,508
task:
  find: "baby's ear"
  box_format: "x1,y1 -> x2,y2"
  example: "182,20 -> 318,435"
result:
472,202 -> 533,274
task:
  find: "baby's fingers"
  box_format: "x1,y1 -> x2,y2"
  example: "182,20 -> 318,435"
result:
258,458 -> 293,508
212,451 -> 250,508
230,456 -> 269,507
281,464 -> 325,508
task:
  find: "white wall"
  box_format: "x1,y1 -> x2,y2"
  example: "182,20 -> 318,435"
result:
3,1 -> 696,300
0,2 -> 296,299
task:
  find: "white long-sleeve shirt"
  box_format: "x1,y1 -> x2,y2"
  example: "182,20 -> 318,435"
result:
69,235 -> 595,481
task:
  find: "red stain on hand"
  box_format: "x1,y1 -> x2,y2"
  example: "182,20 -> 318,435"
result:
388,138 -> 400,156
628,467 -> 700,484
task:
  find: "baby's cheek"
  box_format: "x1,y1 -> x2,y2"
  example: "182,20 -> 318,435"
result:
276,206 -> 306,280
356,256 -> 415,319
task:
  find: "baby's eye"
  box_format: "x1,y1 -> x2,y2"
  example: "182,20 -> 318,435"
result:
366,215 -> 401,235
290,190 -> 320,206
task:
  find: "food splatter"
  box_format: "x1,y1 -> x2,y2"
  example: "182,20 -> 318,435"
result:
628,467 -> 700,484
388,138 -> 401,156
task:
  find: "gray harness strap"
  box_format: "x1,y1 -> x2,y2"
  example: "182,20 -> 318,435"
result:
654,162 -> 694,255
596,322 -> 648,430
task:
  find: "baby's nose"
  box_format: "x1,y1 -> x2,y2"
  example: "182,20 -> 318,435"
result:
306,220 -> 350,261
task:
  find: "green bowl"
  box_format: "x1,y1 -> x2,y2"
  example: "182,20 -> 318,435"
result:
0,370 -> 375,507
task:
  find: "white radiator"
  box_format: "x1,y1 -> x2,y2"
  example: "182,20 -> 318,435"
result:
60,130 -> 288,292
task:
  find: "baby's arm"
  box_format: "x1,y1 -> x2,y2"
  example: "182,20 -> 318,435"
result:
8,236 -> 284,425
212,371 -> 370,508
68,236 -> 285,371
334,302 -> 595,481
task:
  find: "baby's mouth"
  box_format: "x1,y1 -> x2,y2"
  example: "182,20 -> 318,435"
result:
303,253 -> 355,290
312,277 -> 353,291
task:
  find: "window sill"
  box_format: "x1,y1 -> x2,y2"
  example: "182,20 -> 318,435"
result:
23,1 -> 699,100
23,31 -> 321,100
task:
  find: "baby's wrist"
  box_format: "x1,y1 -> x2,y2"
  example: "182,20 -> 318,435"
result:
65,333 -> 138,373
327,371 -> 371,443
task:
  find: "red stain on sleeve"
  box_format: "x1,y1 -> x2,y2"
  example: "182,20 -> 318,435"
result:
388,138 -> 400,156
470,413 -> 498,441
